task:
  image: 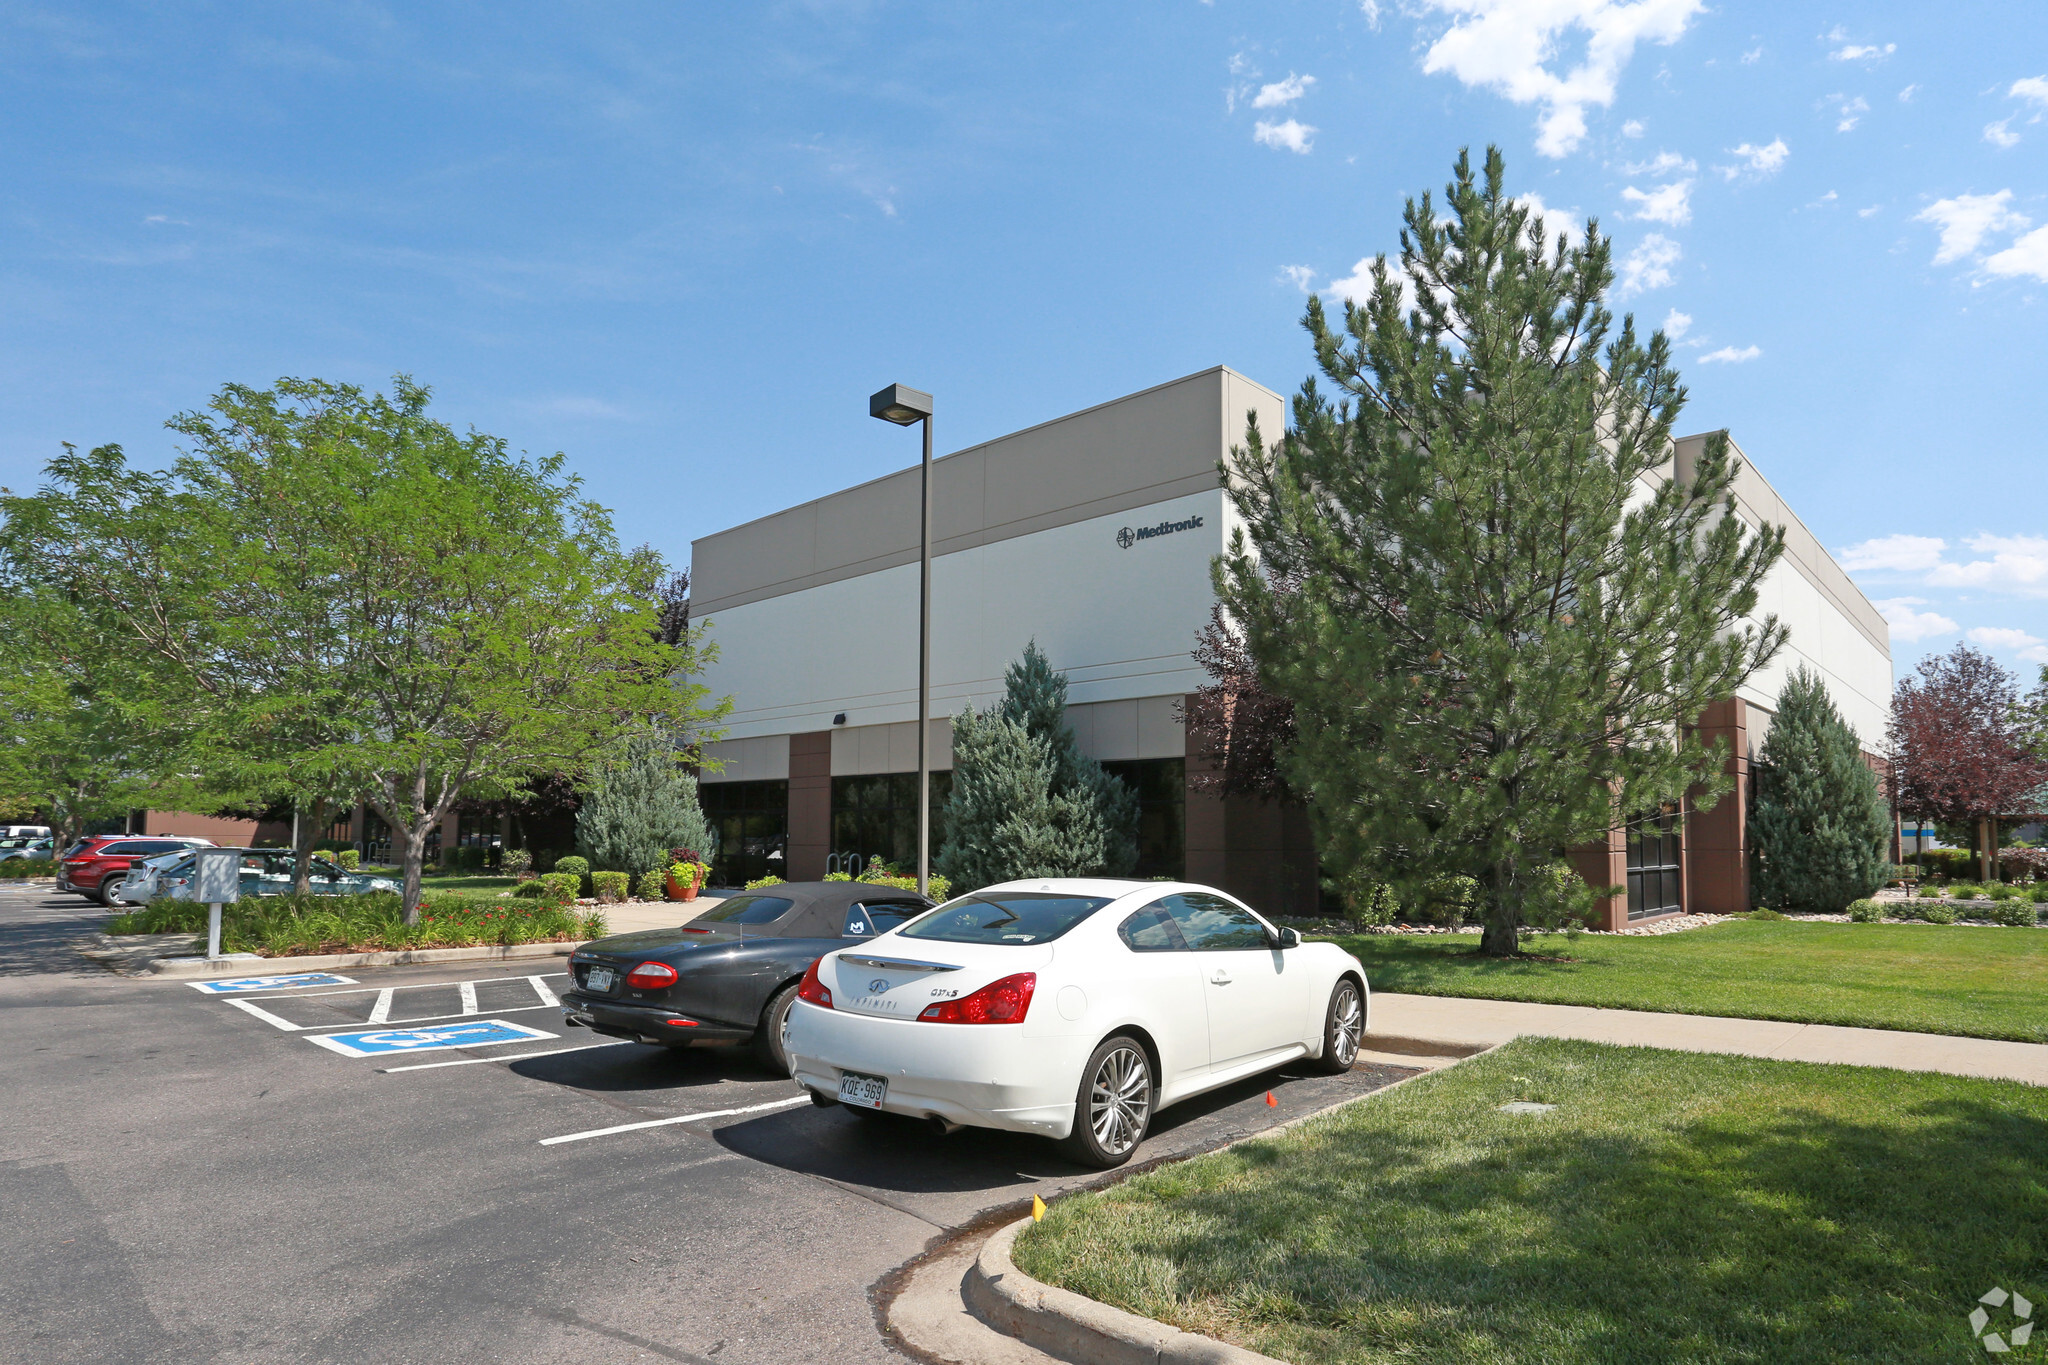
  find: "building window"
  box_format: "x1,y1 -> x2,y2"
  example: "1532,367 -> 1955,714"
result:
1099,758 -> 1186,880
700,780 -> 789,887
1626,806 -> 1683,920
831,772 -> 953,875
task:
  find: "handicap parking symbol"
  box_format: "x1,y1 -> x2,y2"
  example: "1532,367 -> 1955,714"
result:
307,1018 -> 558,1059
189,973 -> 358,994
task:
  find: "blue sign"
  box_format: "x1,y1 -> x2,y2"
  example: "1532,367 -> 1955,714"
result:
307,1018 -> 558,1058
189,973 -> 358,994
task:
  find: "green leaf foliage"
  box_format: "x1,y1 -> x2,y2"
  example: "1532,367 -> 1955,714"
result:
1750,668 -> 1892,914
1217,148 -> 1785,955
573,727 -> 716,873
937,641 -> 1139,892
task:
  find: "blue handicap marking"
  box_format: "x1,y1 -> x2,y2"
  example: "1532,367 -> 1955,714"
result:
307,1018 -> 558,1059
189,973 -> 358,994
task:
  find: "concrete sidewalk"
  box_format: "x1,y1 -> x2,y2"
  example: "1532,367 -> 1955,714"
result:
1370,991 -> 2048,1085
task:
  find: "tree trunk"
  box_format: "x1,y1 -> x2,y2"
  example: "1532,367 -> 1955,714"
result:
1478,863 -> 1520,957
400,824 -> 429,923
290,796 -> 332,895
1980,817 -> 1994,884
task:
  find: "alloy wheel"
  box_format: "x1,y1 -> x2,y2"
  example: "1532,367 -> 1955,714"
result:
1331,982 -> 1363,1067
1088,1043 -> 1151,1156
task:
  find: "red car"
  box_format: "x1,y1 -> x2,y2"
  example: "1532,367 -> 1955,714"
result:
59,836 -> 213,905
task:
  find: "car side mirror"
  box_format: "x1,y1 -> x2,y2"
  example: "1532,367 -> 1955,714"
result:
1271,926 -> 1301,949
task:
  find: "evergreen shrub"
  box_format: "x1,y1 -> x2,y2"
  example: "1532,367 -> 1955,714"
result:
1991,899 -> 2039,928
591,871 -> 629,903
634,869 -> 665,901
574,727 -> 717,873
512,879 -> 547,899
1918,903 -> 1958,925
1750,668 -> 1891,914
1846,899 -> 1886,923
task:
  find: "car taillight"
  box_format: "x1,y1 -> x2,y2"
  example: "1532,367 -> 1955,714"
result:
625,961 -> 678,989
796,958 -> 832,1009
918,972 -> 1036,1024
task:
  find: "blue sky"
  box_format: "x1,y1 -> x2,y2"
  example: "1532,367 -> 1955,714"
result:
3,2 -> 2044,683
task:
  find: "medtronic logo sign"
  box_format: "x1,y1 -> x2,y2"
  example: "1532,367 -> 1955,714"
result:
1116,514 -> 1204,549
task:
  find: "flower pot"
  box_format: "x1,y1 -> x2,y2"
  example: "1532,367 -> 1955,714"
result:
664,870 -> 702,902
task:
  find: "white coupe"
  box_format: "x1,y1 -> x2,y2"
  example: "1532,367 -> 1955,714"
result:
782,878 -> 1369,1168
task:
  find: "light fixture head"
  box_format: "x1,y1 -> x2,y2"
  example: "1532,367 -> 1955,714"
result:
869,383 -> 933,426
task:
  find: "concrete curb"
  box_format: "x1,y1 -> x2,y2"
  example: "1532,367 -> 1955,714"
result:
967,1217 -> 1285,1365
142,940 -> 588,977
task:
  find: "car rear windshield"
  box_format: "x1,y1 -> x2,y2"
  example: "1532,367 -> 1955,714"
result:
898,893 -> 1111,945
691,894 -> 795,926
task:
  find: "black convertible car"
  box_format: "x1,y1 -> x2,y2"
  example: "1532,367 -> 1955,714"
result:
560,881 -> 936,1073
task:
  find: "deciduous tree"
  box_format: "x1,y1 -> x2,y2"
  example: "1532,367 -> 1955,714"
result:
1889,643 -> 2048,882
1218,148 -> 1786,956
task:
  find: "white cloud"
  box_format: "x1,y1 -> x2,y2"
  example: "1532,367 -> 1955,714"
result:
1360,1 -> 1384,29
1897,84 -> 1918,102
1415,0 -> 1705,158
1252,73 -> 1316,108
519,395 -> 632,420
1622,150 -> 1694,175
1698,344 -> 1760,364
1985,225 -> 2048,282
2014,76 -> 2048,107
1621,118 -> 1646,138
1515,192 -> 1582,247
1986,120 -> 2020,149
1874,598 -> 1958,643
1928,535 -> 2048,593
1622,179 -> 1692,225
1616,233 -> 1680,295
1717,137 -> 1789,179
1741,46 -> 1763,65
2023,645 -> 2048,665
1967,625 -> 2044,651
1253,119 -> 1317,153
1842,535 -> 1949,573
1326,257 -> 1392,306
1661,307 -> 1691,338
1858,205 -> 1882,217
1831,95 -> 1870,132
1914,190 -> 2029,265
1830,42 -> 1895,63
1280,264 -> 1317,292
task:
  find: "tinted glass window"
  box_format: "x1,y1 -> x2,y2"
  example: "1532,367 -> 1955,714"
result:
1163,893 -> 1272,950
692,894 -> 795,926
139,841 -> 189,854
1119,903 -> 1188,952
843,902 -> 923,937
899,893 -> 1110,945
99,841 -> 156,856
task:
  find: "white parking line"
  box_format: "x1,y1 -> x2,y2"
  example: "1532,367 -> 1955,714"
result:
366,989 -> 395,1024
458,980 -> 479,1015
227,999 -> 304,1032
538,1095 -> 810,1146
527,975 -> 559,1007
379,1040 -> 634,1073
233,971 -> 569,1004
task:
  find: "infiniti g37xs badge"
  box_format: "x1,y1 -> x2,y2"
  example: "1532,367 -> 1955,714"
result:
869,978 -> 889,993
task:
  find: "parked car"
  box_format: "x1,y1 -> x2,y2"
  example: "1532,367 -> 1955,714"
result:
782,879 -> 1369,1169
560,881 -> 936,1074
0,837 -> 53,863
1,824 -> 51,840
59,836 -> 217,905
140,850 -> 398,904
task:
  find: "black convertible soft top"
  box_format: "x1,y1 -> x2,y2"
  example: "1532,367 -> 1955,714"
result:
692,880 -> 933,939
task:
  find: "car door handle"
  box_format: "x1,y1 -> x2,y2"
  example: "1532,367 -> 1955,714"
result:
1210,970 -> 1232,985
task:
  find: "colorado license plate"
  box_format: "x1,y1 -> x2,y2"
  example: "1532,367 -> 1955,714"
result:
585,966 -> 616,992
838,1071 -> 888,1109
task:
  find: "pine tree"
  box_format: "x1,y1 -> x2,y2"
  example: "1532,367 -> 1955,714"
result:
1218,148 -> 1787,956
575,727 -> 717,874
1751,668 -> 1890,913
937,642 -> 1139,890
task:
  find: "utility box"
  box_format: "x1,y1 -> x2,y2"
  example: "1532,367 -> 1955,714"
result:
193,847 -> 243,905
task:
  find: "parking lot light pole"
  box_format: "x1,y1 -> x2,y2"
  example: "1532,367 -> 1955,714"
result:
869,383 -> 935,897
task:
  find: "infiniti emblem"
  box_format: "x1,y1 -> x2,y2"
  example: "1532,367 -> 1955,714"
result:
869,978 -> 889,993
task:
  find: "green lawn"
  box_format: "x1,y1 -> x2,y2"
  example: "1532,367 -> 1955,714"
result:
1017,1038 -> 2048,1364
1327,920 -> 2048,1043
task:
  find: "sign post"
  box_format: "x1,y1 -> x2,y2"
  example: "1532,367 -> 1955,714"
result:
191,847 -> 243,961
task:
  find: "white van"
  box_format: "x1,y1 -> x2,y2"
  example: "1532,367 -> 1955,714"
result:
2,825 -> 51,840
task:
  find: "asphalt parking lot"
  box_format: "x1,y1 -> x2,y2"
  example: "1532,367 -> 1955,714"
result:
0,883 -> 1417,1364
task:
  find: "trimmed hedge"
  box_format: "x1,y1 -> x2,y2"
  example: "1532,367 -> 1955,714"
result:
591,871 -> 629,903
636,868 -> 666,902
